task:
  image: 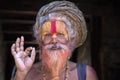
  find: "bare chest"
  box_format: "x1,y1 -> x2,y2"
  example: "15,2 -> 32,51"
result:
25,68 -> 78,80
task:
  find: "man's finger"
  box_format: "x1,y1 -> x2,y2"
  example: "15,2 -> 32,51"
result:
31,47 -> 36,62
11,43 -> 17,56
24,47 -> 33,56
15,38 -> 20,52
20,36 -> 24,51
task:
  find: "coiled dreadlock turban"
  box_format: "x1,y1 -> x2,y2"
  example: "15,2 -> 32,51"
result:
33,1 -> 87,50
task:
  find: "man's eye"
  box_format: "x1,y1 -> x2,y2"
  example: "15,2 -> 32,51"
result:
44,33 -> 52,37
57,33 -> 64,36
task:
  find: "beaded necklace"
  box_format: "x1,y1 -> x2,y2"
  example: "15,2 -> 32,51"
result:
41,62 -> 69,80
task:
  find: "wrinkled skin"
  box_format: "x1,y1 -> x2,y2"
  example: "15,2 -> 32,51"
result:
11,36 -> 36,80
11,20 -> 98,80
40,20 -> 71,77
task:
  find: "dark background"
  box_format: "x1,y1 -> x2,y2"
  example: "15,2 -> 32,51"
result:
0,0 -> 120,80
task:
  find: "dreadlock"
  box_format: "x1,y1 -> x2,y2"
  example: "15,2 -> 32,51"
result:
33,1 -> 87,49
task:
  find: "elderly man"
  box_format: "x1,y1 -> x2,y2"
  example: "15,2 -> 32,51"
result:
11,1 -> 98,80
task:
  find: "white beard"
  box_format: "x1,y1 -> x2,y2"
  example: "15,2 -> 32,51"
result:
40,43 -> 71,75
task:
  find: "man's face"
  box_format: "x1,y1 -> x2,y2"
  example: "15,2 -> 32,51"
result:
41,20 -> 69,46
40,20 -> 71,73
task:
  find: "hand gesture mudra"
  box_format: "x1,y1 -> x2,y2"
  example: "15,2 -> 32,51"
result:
11,36 -> 36,73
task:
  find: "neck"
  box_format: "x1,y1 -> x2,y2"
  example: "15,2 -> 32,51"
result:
41,59 -> 68,77
40,43 -> 71,77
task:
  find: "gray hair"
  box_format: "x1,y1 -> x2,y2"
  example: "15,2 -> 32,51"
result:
33,1 -> 87,49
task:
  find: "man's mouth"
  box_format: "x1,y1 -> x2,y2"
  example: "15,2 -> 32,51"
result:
44,43 -> 64,50
50,45 -> 62,50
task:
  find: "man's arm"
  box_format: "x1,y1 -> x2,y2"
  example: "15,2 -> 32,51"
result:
86,65 -> 98,80
14,71 -> 28,80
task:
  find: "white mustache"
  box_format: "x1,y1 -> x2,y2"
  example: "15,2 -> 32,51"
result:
44,43 -> 68,50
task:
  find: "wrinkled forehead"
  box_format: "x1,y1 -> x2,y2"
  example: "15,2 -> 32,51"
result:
41,20 -> 67,33
39,13 -> 73,40
39,12 -> 72,28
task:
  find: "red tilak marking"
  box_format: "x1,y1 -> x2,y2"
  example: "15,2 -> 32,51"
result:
51,19 -> 56,34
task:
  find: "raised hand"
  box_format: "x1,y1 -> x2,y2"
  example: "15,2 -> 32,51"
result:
11,36 -> 36,73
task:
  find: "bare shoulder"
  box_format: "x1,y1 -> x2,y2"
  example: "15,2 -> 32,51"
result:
86,65 -> 98,80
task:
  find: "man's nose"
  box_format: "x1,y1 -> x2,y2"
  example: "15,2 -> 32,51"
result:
51,34 -> 57,43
